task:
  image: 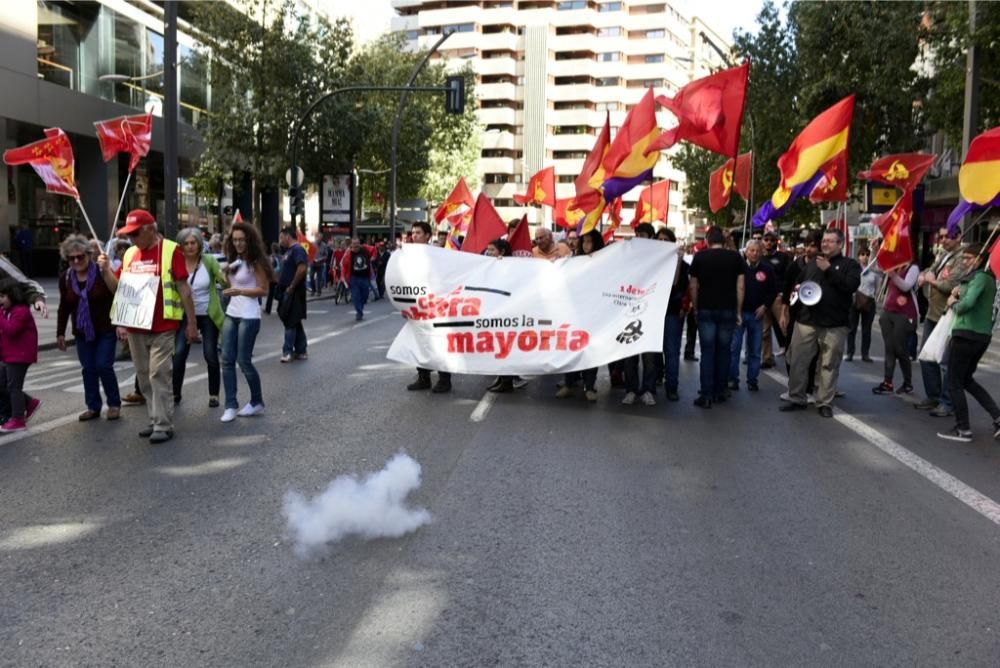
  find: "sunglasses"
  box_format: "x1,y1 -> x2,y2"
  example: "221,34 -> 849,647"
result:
126,230 -> 142,237
68,254 -> 87,262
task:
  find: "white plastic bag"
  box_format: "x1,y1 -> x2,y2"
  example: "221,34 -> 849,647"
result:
917,309 -> 955,364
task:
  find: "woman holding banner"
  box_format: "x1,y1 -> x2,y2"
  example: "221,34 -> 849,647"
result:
555,230 -> 604,402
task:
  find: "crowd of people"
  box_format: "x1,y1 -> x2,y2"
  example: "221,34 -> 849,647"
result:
2,208 -> 997,446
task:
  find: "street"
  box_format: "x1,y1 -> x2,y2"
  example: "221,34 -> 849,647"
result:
4,299 -> 1000,667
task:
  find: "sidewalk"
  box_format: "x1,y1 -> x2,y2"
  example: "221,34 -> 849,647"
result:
31,274 -> 342,351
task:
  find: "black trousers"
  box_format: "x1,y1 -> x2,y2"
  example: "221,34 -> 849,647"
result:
948,335 -> 1000,431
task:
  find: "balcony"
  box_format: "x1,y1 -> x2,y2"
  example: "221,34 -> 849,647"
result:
549,109 -> 609,127
480,157 -> 518,174
482,182 -> 521,200
477,107 -> 520,126
482,131 -> 520,151
553,158 -> 586,175
477,57 -> 519,76
478,82 -> 519,101
548,133 -> 597,151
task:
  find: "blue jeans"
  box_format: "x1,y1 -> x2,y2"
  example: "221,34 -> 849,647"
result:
663,313 -> 683,392
222,316 -> 263,410
919,318 -> 952,409
730,312 -> 763,385
173,314 -> 220,400
76,330 -> 121,411
350,277 -> 370,316
282,322 -> 307,356
697,309 -> 737,399
624,353 -> 659,395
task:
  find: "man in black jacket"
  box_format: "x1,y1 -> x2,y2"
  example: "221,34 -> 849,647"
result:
780,229 -> 860,417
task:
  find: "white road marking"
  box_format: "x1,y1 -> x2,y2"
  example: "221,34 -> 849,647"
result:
469,392 -> 497,423
763,369 -> 1000,526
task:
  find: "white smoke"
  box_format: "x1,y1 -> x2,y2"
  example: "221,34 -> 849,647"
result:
283,453 -> 431,556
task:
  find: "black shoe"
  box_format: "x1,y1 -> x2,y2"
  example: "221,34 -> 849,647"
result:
174,395 -> 182,405
862,356 -> 874,363
489,380 -> 514,393
486,377 -> 503,392
693,396 -> 712,409
666,390 -> 679,402
149,430 -> 174,444
138,426 -> 155,438
431,380 -> 452,394
761,360 -> 775,369
208,397 -> 220,408
817,406 -> 833,418
844,354 -> 854,362
779,402 -> 807,412
684,354 -> 698,361
728,379 -> 739,391
747,382 -> 759,392
407,377 -> 432,391
714,392 -> 729,403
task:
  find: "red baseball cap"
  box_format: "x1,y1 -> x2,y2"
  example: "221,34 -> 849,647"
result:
118,209 -> 156,236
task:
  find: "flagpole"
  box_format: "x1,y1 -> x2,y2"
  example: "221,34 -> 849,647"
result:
957,206 -> 994,244
75,198 -> 100,245
975,217 -> 1000,263
111,169 -> 133,236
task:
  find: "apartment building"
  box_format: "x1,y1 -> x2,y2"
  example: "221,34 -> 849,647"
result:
391,0 -> 731,236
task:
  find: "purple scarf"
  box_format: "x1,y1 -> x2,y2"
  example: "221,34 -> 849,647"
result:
70,261 -> 98,342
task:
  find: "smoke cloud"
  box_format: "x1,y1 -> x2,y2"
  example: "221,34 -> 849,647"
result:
283,453 -> 431,556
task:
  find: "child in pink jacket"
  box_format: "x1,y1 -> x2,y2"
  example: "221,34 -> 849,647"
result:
0,278 -> 39,432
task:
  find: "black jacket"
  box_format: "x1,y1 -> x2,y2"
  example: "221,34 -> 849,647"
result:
794,253 -> 861,328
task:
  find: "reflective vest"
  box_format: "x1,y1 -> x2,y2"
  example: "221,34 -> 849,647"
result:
114,239 -> 184,324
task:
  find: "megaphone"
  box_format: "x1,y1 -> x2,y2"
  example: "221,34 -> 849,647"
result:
798,281 -> 823,306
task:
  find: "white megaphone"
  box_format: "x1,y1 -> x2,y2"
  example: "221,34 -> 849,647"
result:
798,280 -> 823,306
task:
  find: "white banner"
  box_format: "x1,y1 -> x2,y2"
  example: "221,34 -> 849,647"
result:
386,240 -> 677,374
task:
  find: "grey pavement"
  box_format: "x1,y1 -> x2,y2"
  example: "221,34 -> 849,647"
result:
4,299 -> 1000,666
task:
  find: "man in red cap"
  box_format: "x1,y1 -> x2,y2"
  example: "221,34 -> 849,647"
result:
98,210 -> 197,444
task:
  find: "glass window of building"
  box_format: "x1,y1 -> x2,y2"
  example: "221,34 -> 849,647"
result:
180,44 -> 210,127
599,2 -> 623,11
599,52 -> 620,62
558,1 -> 587,10
597,27 -> 621,37
645,29 -> 665,39
644,54 -> 665,63
594,76 -> 619,87
36,1 -> 101,91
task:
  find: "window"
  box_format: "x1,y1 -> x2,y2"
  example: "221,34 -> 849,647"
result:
599,1 -> 622,11
405,30 -> 418,40
444,23 -> 475,34
645,30 -> 665,39
598,27 -> 621,37
554,151 -> 589,160
595,102 -> 620,112
670,181 -> 679,191
558,1 -> 587,9
644,54 -> 664,63
557,175 -> 576,183
594,76 -> 620,87
493,199 -> 516,207
599,52 -> 620,62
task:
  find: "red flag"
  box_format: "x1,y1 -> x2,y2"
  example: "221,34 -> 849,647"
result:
296,230 -> 317,263
603,198 -> 624,242
826,210 -> 850,257
857,153 -> 936,192
508,214 -> 532,256
631,181 -> 670,225
3,128 -> 79,198
553,197 -> 590,230
462,194 -> 507,255
232,209 -> 243,224
94,112 -> 152,173
733,151 -> 751,199
513,166 -> 556,206
989,236 -> 1000,281
646,61 -> 749,157
574,113 -> 611,205
709,158 -> 735,213
809,151 -> 848,203
874,189 -> 913,271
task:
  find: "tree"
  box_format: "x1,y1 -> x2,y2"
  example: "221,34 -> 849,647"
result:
921,2 -> 1000,147
421,125 -> 482,204
670,145 -> 729,225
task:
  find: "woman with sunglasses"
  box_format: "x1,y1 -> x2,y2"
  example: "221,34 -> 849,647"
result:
172,227 -> 227,407
56,235 -> 121,421
219,222 -> 275,423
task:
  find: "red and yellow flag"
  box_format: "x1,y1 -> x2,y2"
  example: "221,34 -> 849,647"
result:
553,197 -> 589,230
599,88 -> 660,202
875,189 -> 913,271
958,126 -> 1000,205
709,152 -> 752,212
857,153 -> 936,193
631,181 -> 670,226
435,177 -> 476,250
808,152 -> 848,203
575,113 -> 611,206
3,127 -> 79,198
513,166 -> 555,206
603,198 -> 624,242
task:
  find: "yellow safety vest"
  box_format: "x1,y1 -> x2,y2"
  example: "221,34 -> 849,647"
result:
113,239 -> 184,323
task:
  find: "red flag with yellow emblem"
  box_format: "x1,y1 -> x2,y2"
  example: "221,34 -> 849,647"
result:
296,230 -> 317,263
875,189 -> 913,271
513,166 -> 555,206
3,128 -> 79,198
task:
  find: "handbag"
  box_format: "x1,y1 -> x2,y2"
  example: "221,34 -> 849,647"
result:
853,292 -> 875,313
917,309 -> 955,364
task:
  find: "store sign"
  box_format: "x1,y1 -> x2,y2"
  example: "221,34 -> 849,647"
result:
322,174 -> 352,223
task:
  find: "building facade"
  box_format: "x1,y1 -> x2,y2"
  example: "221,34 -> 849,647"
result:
391,0 -> 731,236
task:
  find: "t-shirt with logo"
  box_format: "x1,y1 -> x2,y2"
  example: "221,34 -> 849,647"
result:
115,242 -> 188,333
689,247 -> 746,311
351,250 -> 371,276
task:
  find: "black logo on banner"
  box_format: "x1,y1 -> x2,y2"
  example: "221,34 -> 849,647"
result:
616,320 -> 644,344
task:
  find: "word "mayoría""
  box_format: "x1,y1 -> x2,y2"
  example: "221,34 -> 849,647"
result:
447,325 -> 590,359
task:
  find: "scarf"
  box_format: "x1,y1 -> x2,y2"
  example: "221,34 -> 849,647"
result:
70,261 -> 98,342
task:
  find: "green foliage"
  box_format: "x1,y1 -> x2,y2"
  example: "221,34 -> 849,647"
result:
921,1 -> 1000,146
670,145 -> 729,225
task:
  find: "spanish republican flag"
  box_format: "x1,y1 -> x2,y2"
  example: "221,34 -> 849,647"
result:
631,180 -> 670,225
708,152 -> 752,212
646,61 -> 749,158
808,151 -> 848,203
576,113 -> 611,207
3,127 -> 79,198
857,153 -> 936,192
752,94 -> 854,227
461,194 -> 507,255
875,189 -> 914,272
513,166 -> 556,206
600,88 -> 660,202
959,126 -> 1000,205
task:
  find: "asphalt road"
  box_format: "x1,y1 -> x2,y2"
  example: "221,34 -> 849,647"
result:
4,299 -> 1000,667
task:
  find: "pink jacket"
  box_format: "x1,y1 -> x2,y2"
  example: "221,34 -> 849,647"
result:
0,304 -> 38,364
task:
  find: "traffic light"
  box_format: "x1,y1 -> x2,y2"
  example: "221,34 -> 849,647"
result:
445,75 -> 465,115
289,187 -> 305,217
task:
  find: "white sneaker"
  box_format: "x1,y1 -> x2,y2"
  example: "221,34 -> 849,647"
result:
807,393 -> 816,404
621,392 -> 637,405
237,403 -> 264,417
640,391 -> 657,406
220,408 -> 237,423
779,391 -> 791,402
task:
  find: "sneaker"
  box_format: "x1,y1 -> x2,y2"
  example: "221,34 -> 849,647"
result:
666,390 -> 679,402
25,398 -> 42,422
512,376 -> 529,390
237,403 -> 264,417
486,377 -> 503,392
220,408 -> 238,423
1,417 -> 26,432
693,396 -> 712,409
106,407 -> 121,421
78,410 -> 100,422
728,379 -> 739,391
489,379 -> 514,393
862,356 -> 874,363
555,386 -> 576,399
895,383 -> 914,395
149,430 -> 173,444
684,354 -> 698,362
208,396 -> 220,408
355,313 -> 364,321
937,427 -> 973,443
294,352 -> 308,360
280,354 -> 293,363
844,354 -> 853,362
640,391 -> 656,407
122,392 -> 145,405
407,377 -> 432,391
930,405 -> 954,418
780,391 -> 791,402
747,382 -> 759,392
138,425 -> 155,438
914,399 -> 939,410
431,380 -> 451,393
872,381 -> 894,395
621,392 -> 637,405
584,389 -> 598,402
806,393 -> 816,405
